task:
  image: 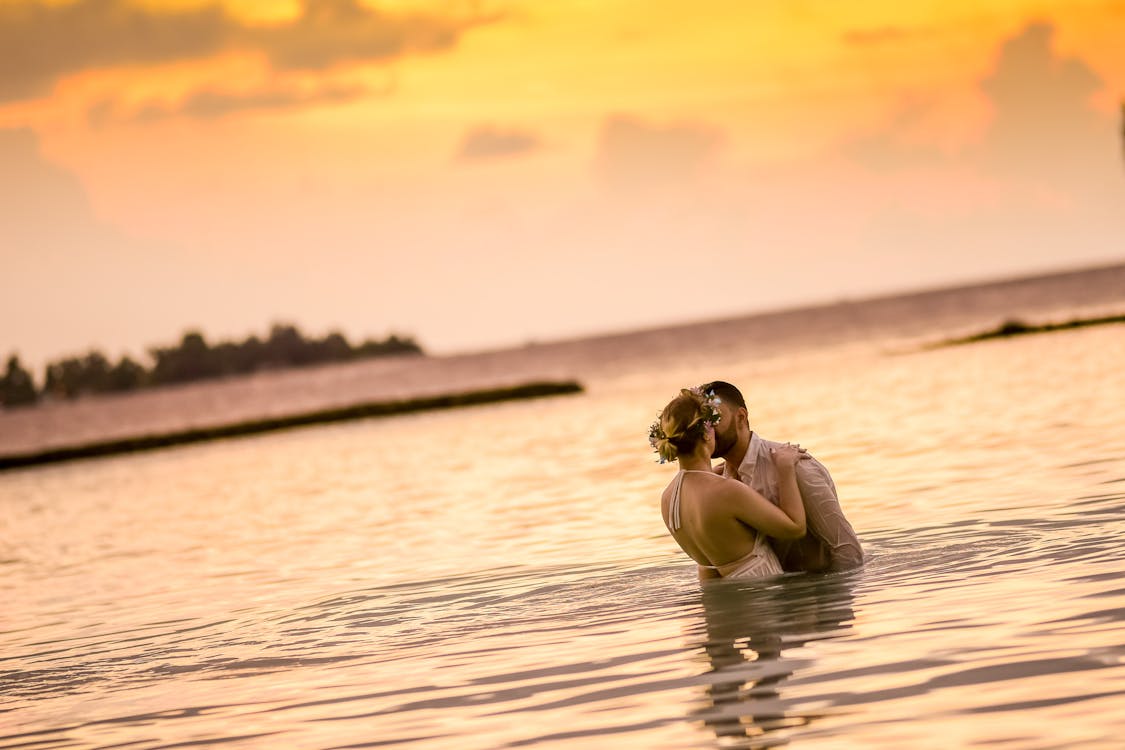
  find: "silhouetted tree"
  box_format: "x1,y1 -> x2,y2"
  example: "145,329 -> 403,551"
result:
106,356 -> 146,392
265,323 -> 306,367
81,351 -> 112,392
41,350 -> 119,398
43,360 -> 65,398
29,323 -> 423,405
356,333 -> 422,357
150,331 -> 222,385
214,336 -> 263,375
318,331 -> 352,362
1,355 -> 38,408
44,357 -> 87,399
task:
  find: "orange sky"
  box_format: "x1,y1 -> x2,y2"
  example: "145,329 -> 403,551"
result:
1,0 -> 1123,368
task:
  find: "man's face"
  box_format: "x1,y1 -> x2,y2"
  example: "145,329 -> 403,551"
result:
711,401 -> 741,458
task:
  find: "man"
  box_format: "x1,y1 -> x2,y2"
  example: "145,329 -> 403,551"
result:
703,380 -> 863,572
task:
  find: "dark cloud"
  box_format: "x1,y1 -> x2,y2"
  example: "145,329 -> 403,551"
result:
0,0 -> 231,102
0,0 -> 494,105
595,114 -> 724,188
251,0 -> 481,71
455,125 -> 543,162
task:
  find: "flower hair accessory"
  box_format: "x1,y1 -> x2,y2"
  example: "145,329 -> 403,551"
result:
647,419 -> 668,460
647,386 -> 723,463
693,385 -> 724,427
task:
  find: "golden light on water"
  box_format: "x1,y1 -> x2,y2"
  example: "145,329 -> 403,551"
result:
4,314 -> 1125,746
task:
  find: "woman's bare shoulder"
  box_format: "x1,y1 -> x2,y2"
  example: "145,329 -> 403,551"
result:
698,473 -> 751,502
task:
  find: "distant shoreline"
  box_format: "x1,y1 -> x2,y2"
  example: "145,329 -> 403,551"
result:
0,380 -> 583,472
936,313 -> 1125,347
481,259 -> 1125,355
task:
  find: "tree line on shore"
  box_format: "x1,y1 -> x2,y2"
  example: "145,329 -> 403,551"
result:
1,324 -> 423,408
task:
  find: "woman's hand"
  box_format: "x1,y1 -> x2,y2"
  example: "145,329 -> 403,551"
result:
771,443 -> 809,471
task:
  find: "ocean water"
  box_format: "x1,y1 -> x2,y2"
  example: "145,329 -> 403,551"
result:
2,268 -> 1125,748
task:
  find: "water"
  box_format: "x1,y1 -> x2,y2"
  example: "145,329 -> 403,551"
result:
3,268 -> 1125,748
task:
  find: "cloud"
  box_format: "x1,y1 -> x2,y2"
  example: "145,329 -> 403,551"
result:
842,26 -> 931,46
250,0 -> 488,72
0,127 -> 186,366
844,23 -> 1119,186
595,114 -> 724,188
841,104 -> 950,172
0,0 -> 494,105
454,125 -> 543,162
0,128 -> 99,247
841,22 -> 1125,277
978,22 -> 1111,185
94,80 -> 379,124
0,0 -> 231,102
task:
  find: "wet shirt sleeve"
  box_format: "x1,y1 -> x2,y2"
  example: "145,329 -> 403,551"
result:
794,457 -> 864,571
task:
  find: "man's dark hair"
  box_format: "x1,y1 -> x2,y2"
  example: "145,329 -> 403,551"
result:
702,380 -> 746,410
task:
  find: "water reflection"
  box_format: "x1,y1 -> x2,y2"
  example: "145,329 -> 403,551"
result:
690,572 -> 860,748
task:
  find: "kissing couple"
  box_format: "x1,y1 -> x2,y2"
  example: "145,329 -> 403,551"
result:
650,381 -> 863,581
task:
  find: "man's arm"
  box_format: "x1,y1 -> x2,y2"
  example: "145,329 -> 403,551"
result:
794,457 -> 864,570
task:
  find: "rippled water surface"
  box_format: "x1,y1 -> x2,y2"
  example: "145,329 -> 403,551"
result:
3,300 -> 1125,748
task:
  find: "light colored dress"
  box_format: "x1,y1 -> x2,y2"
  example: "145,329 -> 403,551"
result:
666,470 -> 785,579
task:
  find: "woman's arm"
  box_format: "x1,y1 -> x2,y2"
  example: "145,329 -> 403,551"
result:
773,445 -> 808,538
724,447 -> 808,539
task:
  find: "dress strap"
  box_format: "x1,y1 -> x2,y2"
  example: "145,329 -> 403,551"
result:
669,471 -> 686,531
668,470 -> 715,532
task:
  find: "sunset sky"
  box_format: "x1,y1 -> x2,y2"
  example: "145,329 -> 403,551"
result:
2,0 -> 1123,368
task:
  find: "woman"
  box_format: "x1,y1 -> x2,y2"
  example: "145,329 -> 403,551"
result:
650,387 -> 808,581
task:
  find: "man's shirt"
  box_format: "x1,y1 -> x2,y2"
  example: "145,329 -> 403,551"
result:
724,432 -> 863,572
